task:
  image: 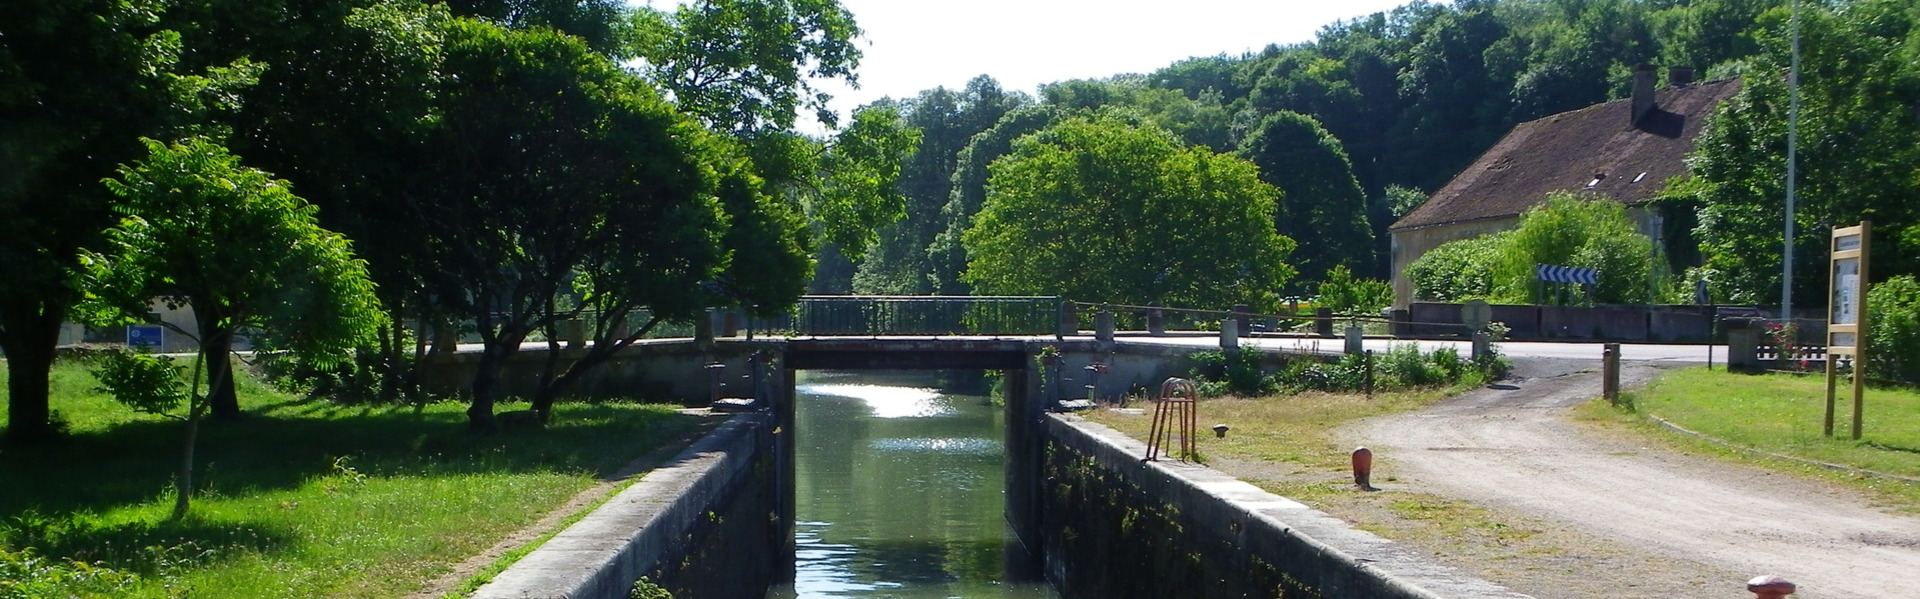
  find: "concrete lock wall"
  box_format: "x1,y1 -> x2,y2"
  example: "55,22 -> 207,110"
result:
472,414 -> 778,599
418,339 -> 783,401
1037,415 -> 1535,599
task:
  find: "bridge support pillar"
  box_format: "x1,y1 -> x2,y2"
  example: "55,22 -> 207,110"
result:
775,367 -> 797,583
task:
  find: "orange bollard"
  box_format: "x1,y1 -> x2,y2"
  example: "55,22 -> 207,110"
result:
1746,575 -> 1795,599
1352,447 -> 1375,491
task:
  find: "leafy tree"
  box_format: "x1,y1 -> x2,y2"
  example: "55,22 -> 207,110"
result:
1687,0 -> 1920,305
166,0 -> 452,403
422,20 -> 731,430
625,0 -> 861,134
927,106 -> 1061,295
1490,192 -> 1664,304
82,137 -> 385,419
961,114 -> 1295,311
1317,265 -> 1393,316
0,0 -> 253,443
853,77 -> 1027,294
1237,111 -> 1376,285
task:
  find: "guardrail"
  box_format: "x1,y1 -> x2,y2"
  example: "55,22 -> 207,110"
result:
747,296 -> 1062,337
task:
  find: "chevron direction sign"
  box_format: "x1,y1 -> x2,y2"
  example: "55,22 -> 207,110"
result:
1536,264 -> 1598,285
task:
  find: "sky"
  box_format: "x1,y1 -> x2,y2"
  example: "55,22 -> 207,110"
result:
807,0 -> 1425,126
638,0 -> 1431,132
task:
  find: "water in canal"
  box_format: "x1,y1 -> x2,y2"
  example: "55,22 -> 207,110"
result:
765,370 -> 1059,599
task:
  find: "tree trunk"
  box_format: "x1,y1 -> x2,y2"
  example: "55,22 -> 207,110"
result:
1,305 -> 67,445
467,334 -> 523,434
202,325 -> 240,420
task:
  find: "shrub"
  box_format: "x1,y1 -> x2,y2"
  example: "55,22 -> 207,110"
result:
1868,275 -> 1920,385
1316,265 -> 1392,316
0,545 -> 139,599
1186,350 -> 1274,397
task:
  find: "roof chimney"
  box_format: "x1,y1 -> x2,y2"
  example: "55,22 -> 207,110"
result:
1632,63 -> 1657,127
1668,66 -> 1695,87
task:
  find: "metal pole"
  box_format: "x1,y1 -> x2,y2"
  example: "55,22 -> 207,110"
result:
1783,0 -> 1801,321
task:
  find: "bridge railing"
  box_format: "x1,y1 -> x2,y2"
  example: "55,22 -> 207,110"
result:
749,296 -> 1062,337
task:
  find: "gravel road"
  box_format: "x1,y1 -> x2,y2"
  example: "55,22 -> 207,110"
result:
1344,358 -> 1920,599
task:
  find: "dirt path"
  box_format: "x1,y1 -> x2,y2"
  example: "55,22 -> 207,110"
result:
1340,359 -> 1920,599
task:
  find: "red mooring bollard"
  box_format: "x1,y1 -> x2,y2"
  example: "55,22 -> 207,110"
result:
1746,575 -> 1795,599
1351,447 -> 1375,491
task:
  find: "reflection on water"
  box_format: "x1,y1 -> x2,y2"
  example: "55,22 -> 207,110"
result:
766,371 -> 1058,599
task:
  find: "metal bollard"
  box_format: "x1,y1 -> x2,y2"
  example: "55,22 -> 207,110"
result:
1351,447 -> 1376,491
1746,575 -> 1795,599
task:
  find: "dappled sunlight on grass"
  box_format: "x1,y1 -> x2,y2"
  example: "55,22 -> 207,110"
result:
1,358 -> 703,598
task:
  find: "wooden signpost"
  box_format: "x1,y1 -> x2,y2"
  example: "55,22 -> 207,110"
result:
1825,222 -> 1870,439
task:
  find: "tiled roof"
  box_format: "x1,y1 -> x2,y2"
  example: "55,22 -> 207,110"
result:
1390,78 -> 1741,232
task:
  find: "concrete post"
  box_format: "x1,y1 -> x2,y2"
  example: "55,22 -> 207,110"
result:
1232,303 -> 1251,337
1057,301 -> 1076,339
1725,318 -> 1759,371
1314,308 -> 1334,337
1470,330 -> 1490,361
1220,317 -> 1240,349
1147,303 -> 1165,336
695,309 -> 715,343
1095,309 -> 1115,342
1344,324 -> 1364,355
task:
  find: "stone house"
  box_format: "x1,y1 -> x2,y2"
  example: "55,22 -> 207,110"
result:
1388,65 -> 1741,307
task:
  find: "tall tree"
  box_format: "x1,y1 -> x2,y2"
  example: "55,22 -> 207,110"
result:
625,0 -> 861,134
423,20 -> 728,431
1237,111 -> 1376,286
853,76 -> 1026,294
0,0 -> 250,443
1687,0 -> 1920,304
82,138 -> 382,512
962,114 -> 1295,310
927,105 -> 1060,294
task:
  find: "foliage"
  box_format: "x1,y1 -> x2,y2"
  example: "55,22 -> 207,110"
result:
1237,111 -> 1375,288
626,0 -> 862,133
0,0 -> 257,444
962,113 -> 1295,311
1405,233 -> 1506,302
83,137 -> 383,419
808,105 -> 921,260
629,577 -> 674,599
91,352 -> 191,418
926,105 -> 1060,295
1492,192 -> 1663,304
1316,265 -> 1392,316
1867,276 -> 1920,385
1187,350 -> 1276,397
421,20 -> 742,430
1410,193 -> 1663,305
0,545 -> 141,599
1686,0 -> 1920,304
852,77 -> 1028,294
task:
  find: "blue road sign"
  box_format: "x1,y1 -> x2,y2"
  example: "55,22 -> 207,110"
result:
127,325 -> 165,349
1536,264 -> 1599,285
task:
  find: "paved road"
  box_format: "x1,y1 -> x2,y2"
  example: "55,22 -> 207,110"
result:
1123,333 -> 1720,364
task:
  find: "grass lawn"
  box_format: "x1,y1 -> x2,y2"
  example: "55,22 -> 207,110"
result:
1,357 -> 702,598
1578,367 -> 1920,507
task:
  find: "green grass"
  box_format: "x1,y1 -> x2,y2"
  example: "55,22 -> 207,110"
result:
1,358 -> 701,598
1580,367 -> 1920,506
